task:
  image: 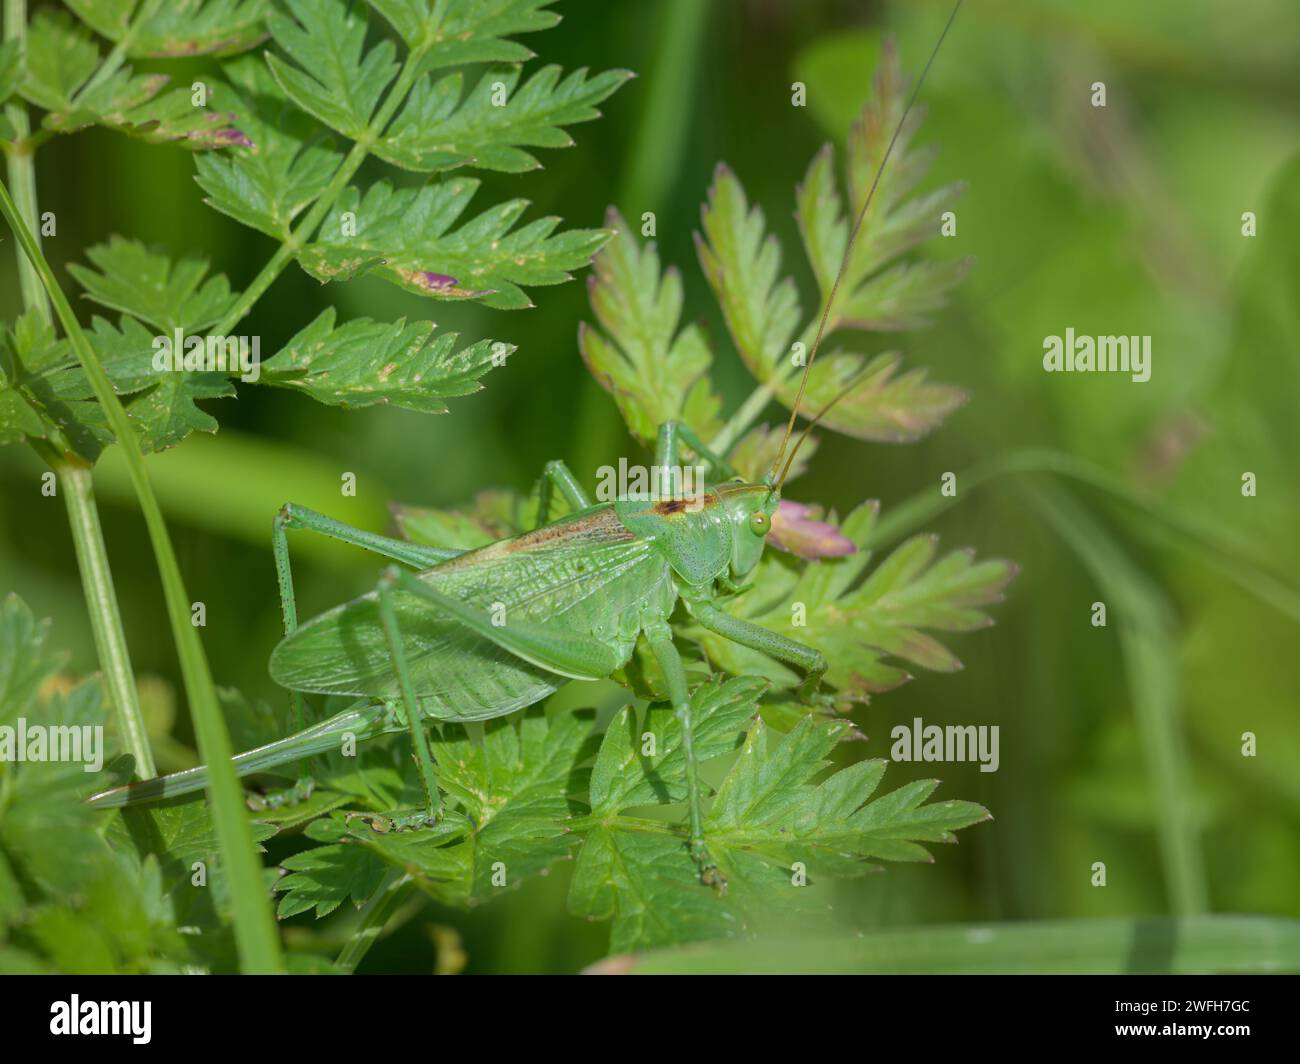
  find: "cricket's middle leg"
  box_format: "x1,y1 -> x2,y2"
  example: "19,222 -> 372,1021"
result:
374,569 -> 443,828
644,620 -> 724,889
533,459 -> 592,527
655,421 -> 738,484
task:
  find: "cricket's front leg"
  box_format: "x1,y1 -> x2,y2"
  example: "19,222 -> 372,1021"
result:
687,597 -> 828,703
644,620 -> 725,891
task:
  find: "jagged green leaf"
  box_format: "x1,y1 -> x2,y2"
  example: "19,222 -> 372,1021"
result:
259,307 -> 514,413
376,63 -> 632,174
86,315 -> 235,452
706,716 -> 989,873
698,155 -> 967,444
0,310 -> 109,458
266,0 -> 397,140
297,178 -> 611,309
0,314 -> 58,447
696,163 -> 802,386
18,10 -> 99,113
694,501 -> 1017,702
367,0 -> 559,69
831,40 -> 970,320
66,0 -> 270,58
782,348 -> 968,443
567,678 -> 763,951
69,238 -> 240,334
194,56 -> 344,240
567,676 -> 986,951
19,10 -> 251,147
275,844 -> 388,918
0,596 -> 112,898
1,304 -> 237,457
589,677 -> 765,816
337,707 -> 598,906
569,826 -> 741,952
579,208 -> 723,444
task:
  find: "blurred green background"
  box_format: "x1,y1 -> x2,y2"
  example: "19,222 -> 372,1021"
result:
2,0 -> 1298,972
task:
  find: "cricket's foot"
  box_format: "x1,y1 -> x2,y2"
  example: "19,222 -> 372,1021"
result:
246,776 -> 316,812
690,838 -> 727,894
346,807 -> 441,834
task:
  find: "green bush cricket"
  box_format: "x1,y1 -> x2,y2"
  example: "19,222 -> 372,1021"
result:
87,8 -> 962,889
87,420 -> 827,885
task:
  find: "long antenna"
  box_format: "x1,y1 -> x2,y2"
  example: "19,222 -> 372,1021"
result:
768,0 -> 965,489
777,358 -> 875,484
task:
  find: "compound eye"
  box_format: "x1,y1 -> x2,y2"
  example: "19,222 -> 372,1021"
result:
748,511 -> 770,536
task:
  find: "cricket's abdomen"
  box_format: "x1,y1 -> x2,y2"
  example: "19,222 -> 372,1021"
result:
269,512 -> 673,722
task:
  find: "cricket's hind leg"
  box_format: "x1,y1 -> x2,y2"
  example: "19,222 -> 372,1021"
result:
644,620 -> 726,892
266,503 -> 467,810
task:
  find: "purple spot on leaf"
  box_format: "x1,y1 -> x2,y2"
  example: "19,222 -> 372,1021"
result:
215,127 -> 254,148
419,272 -> 459,291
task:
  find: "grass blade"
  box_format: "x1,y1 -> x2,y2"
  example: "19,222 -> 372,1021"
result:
1026,482 -> 1206,915
600,915 -> 1300,974
0,176 -> 283,973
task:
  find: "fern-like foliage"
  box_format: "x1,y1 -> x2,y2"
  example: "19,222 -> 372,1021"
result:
269,676 -> 985,953
0,0 -> 629,460
252,43 -> 1006,957
585,39 -> 969,449
0,595 -> 280,973
3,26 -> 1012,966
9,7 -> 254,147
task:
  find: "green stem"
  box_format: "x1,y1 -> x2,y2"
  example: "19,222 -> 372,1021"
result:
0,177 -> 283,974
3,0 -> 48,322
5,0 -> 154,777
59,458 -> 156,777
210,42 -> 431,337
335,871 -> 415,974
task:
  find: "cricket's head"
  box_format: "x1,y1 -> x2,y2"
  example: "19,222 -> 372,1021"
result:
717,481 -> 781,579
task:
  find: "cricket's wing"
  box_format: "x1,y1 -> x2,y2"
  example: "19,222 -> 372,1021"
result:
268,506 -> 669,721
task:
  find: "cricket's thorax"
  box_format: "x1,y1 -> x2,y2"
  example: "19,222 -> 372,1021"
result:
614,483 -> 778,588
